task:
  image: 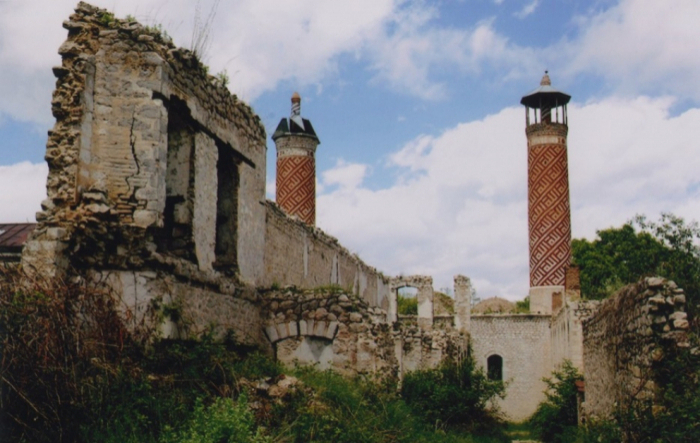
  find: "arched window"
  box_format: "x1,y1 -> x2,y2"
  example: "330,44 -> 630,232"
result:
487,354 -> 503,381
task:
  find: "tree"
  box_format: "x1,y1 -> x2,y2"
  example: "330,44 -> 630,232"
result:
572,213 -> 700,320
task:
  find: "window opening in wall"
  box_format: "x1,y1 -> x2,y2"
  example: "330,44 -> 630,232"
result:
397,286 -> 418,316
487,354 -> 503,381
158,97 -> 196,261
213,140 -> 239,272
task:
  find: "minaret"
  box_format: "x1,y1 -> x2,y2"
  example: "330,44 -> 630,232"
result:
520,72 -> 572,314
272,92 -> 320,225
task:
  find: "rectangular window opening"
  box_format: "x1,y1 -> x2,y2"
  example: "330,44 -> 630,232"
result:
157,98 -> 196,262
214,141 -> 239,272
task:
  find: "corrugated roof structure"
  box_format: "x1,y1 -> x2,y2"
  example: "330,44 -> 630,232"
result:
0,223 -> 36,262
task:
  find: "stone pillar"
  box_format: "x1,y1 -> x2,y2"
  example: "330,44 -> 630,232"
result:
272,93 -> 320,226
416,277 -> 434,330
454,275 -> 472,333
521,72 -> 572,313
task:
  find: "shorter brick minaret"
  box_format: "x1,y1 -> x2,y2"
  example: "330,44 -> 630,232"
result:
272,92 -> 320,225
521,72 -> 572,314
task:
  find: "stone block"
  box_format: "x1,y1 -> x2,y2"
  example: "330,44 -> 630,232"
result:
133,209 -> 159,227
265,325 -> 279,343
326,321 -> 339,339
314,321 -> 328,337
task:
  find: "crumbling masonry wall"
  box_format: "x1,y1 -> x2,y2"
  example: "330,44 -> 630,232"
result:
21,2 -> 268,346
582,277 -> 690,421
19,2 -> 399,356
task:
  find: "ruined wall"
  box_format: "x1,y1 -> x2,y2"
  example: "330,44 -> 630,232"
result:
262,202 -> 390,308
470,314 -> 552,421
23,2 -> 267,286
94,269 -> 264,346
260,286 -> 468,378
390,275 -> 434,328
395,316 -> 467,376
17,3 -> 273,351
550,300 -> 599,372
263,288 -> 396,377
582,277 -> 690,420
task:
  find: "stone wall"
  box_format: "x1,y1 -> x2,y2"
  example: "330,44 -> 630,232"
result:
261,287 -> 397,376
94,269 -> 264,347
22,2 -> 267,286
582,277 -> 690,420
470,314 -> 552,421
262,201 -> 390,308
390,275 -> 434,328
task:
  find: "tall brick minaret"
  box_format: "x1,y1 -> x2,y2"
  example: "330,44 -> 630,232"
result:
520,72 -> 572,314
272,92 -> 320,225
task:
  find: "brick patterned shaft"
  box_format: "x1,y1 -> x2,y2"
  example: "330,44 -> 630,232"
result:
527,123 -> 571,287
276,149 -> 316,225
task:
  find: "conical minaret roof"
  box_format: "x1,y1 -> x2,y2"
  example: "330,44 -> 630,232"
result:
520,71 -> 571,109
271,92 -> 320,143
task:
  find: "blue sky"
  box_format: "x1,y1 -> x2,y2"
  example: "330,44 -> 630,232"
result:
1,0 -> 700,299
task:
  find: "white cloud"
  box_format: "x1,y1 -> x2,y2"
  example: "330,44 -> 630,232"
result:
514,0 -> 539,19
321,160 -> 369,191
0,0 -> 399,123
367,11 -> 539,99
0,0 -> 538,125
317,98 -> 700,300
0,162 -> 47,222
566,0 -> 700,99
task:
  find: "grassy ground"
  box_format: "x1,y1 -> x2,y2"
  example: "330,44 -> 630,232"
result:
504,422 -> 536,441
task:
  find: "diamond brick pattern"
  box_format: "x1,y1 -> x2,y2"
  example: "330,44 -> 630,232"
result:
528,142 -> 571,287
277,156 -> 315,225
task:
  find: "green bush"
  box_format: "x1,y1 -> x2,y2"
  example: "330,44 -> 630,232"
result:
161,395 -> 270,443
528,360 -> 582,443
401,349 -> 506,434
397,294 -> 418,315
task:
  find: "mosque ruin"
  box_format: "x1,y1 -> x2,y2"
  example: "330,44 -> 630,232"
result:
10,2 -> 693,422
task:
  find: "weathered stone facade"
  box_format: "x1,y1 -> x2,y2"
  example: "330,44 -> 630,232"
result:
262,287 -> 398,376
23,2 -> 267,286
18,2 -> 461,381
582,277 -> 690,421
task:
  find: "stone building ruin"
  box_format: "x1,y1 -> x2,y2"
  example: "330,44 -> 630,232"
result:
11,2 -> 692,423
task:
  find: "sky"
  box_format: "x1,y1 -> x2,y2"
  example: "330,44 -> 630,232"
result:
1,0 -> 700,300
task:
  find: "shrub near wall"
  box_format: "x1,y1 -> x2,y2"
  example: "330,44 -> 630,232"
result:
401,347 -> 505,434
528,360 -> 582,443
